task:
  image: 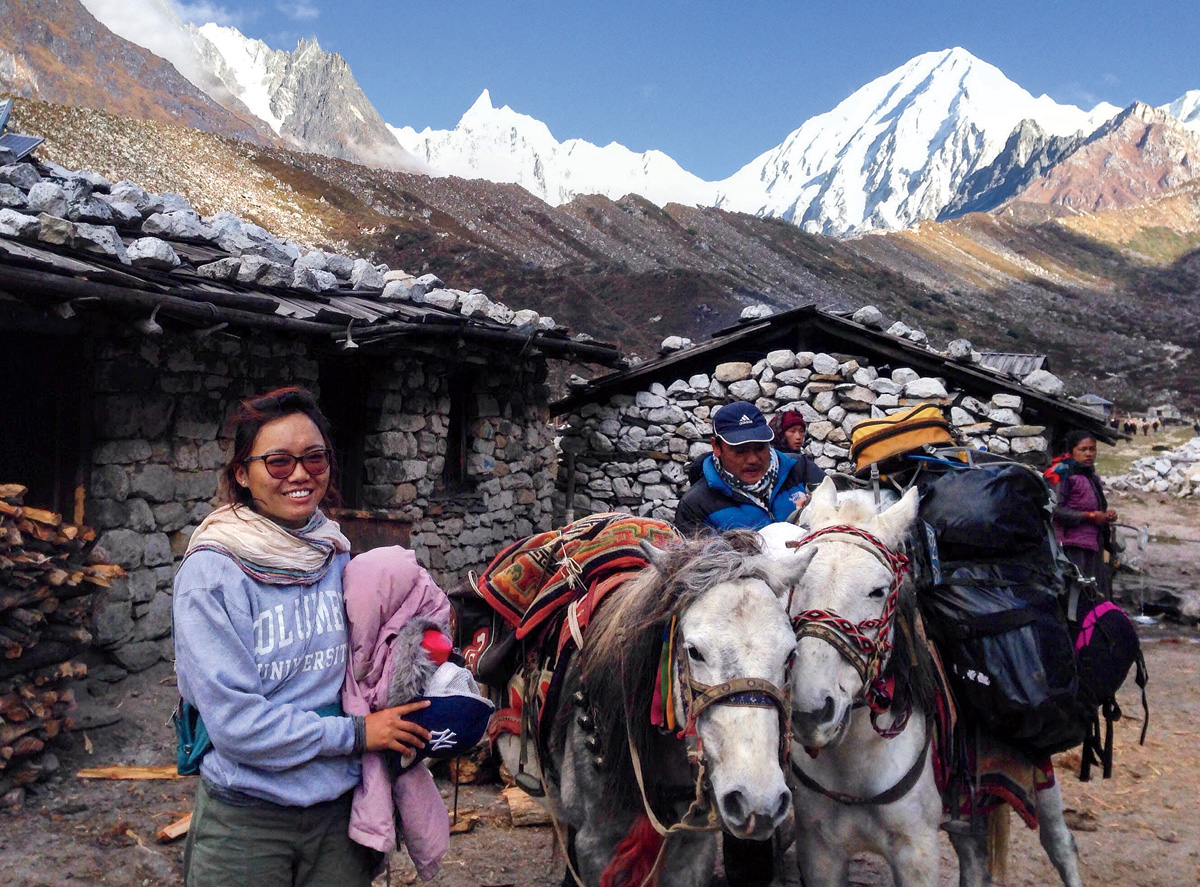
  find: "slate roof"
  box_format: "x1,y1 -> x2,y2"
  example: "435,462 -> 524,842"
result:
0,149 -> 621,366
553,304 -> 1119,443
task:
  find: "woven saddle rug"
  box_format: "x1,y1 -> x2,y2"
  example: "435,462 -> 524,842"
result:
477,512 -> 678,641
476,513 -> 678,746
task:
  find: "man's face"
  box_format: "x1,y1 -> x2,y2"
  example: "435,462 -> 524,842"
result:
713,439 -> 771,484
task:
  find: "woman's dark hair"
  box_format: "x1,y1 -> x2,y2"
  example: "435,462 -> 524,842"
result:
220,387 -> 340,508
1062,429 -> 1097,456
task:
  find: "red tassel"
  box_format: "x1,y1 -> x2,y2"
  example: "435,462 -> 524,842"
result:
600,815 -> 665,887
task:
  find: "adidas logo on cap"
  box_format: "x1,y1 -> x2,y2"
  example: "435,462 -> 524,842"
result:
738,415 -> 753,425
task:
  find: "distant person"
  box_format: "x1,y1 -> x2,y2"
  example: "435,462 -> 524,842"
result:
1046,430 -> 1117,599
768,408 -> 809,455
1192,419 -> 1199,437
675,401 -> 826,536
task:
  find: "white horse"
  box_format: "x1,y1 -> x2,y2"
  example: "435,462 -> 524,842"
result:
496,531 -> 803,887
761,477 -> 1083,887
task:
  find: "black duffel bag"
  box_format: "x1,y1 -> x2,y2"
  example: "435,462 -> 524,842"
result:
921,559 -> 1090,757
918,464 -> 1049,560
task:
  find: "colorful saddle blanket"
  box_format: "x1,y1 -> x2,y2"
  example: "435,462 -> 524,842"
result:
476,512 -> 678,640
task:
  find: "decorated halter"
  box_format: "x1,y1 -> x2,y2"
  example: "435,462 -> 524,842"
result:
630,611 -> 794,841
786,525 -> 911,738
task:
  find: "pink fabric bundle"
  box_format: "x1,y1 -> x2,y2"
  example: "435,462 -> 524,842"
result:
341,546 -> 451,881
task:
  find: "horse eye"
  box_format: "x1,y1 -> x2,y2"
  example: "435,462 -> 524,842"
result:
687,646 -> 706,663
869,587 -> 886,599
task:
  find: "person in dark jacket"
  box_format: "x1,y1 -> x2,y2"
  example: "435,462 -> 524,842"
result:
675,402 -> 825,536
1048,430 -> 1117,599
675,399 -> 825,885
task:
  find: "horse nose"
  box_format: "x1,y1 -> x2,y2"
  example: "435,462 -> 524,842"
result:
717,786 -> 791,838
796,695 -> 836,727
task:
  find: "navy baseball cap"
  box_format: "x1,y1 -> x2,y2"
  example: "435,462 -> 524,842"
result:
713,402 -> 774,445
388,663 -> 495,773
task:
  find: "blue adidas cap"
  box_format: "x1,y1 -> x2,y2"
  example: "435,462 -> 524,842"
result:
712,401 -> 774,445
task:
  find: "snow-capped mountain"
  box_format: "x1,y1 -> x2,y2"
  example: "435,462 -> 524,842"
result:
390,90 -> 717,208
714,48 -> 1119,236
77,0 -> 422,171
1162,90 -> 1200,134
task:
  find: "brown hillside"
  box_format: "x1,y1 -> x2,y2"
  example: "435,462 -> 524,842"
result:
0,0 -> 268,143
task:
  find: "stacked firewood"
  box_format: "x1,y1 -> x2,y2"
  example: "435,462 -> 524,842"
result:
0,484 -> 123,801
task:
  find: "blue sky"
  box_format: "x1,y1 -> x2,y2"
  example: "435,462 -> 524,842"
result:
175,0 -> 1199,180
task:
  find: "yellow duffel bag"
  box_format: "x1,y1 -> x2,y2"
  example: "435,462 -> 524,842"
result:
850,403 -> 955,474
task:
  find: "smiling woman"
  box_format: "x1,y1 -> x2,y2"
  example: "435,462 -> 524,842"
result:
172,387 -> 433,887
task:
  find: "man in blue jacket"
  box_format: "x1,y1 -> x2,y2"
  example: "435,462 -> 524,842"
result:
672,401 -> 825,885
674,401 -> 825,536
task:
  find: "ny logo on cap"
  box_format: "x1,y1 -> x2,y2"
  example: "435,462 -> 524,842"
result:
428,729 -> 458,752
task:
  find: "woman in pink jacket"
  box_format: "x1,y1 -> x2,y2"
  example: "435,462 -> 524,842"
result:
1050,431 -> 1118,599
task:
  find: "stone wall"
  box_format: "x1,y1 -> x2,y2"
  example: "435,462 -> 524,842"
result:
84,329 -> 555,673
557,348 -> 1050,521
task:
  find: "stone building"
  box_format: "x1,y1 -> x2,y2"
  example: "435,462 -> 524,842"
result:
0,154 -> 620,672
554,305 -> 1116,523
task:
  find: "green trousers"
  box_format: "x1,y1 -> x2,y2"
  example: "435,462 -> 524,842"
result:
183,779 -> 374,887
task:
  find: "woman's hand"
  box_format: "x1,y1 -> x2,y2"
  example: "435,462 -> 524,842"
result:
364,700 -> 432,754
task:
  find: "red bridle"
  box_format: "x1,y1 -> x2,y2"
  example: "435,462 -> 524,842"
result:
786,525 -> 911,737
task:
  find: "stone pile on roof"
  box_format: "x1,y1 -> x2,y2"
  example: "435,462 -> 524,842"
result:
0,153 -> 620,364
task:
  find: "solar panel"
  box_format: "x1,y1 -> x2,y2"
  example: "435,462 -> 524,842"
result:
0,133 -> 45,161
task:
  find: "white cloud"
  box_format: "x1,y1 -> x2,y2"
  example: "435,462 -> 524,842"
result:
276,1 -> 320,21
171,0 -> 249,28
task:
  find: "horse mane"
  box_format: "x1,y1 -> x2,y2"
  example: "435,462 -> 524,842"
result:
568,530 -> 768,808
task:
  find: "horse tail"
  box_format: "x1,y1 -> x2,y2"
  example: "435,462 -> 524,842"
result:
600,815 -> 665,887
986,806 -> 1011,883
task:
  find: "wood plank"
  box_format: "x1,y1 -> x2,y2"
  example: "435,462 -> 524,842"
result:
156,813 -> 192,843
501,786 -> 551,827
76,765 -> 188,780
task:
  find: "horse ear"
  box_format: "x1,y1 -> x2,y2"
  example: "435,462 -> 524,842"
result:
873,486 -> 919,547
754,546 -> 816,598
807,476 -> 839,518
639,539 -> 670,572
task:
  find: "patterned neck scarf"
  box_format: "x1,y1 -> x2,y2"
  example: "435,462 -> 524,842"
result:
715,447 -> 780,513
184,504 -> 350,585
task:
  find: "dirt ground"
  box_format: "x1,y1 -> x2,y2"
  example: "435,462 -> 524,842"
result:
1,481 -> 1197,886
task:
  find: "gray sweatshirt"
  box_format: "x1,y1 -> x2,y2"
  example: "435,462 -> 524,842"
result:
172,549 -> 359,806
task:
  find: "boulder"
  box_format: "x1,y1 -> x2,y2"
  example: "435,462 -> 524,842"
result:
142,211 -> 212,240
813,391 -> 838,413
891,367 -> 920,385
36,213 -> 76,246
74,223 -> 129,264
636,391 -> 668,409
688,373 -> 710,390
991,393 -> 1024,411
294,250 -> 329,272
24,181 -> 68,217
766,349 -> 797,371
0,183 -> 24,208
1010,435 -> 1048,455
292,265 -> 337,292
159,192 -> 196,214
326,253 -> 356,279
714,362 -> 753,383
740,305 -> 772,321
903,377 -> 948,399
887,321 -> 912,338
67,197 -> 114,224
1021,369 -> 1065,396
996,425 -> 1047,438
946,338 -> 973,360
728,380 -> 761,401
458,291 -> 492,317
126,237 -> 181,270
380,278 -> 418,301
987,408 -> 1023,426
350,258 -> 387,290
103,201 -> 142,226
660,335 -> 693,352
511,308 -> 540,328
0,162 -> 41,190
195,257 -> 242,281
852,305 -> 885,329
811,353 -> 840,375
422,289 -> 460,311
0,208 -> 39,239
906,328 -> 929,346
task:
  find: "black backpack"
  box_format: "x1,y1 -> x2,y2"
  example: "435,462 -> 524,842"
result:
916,464 -> 1089,758
1071,599 -> 1149,780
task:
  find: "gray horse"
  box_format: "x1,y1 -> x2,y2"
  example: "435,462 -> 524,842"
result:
497,531 -> 802,887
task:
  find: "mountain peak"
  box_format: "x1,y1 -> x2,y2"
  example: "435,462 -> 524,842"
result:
469,89 -> 494,113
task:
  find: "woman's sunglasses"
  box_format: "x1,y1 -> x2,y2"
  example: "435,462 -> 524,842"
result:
244,449 -> 331,479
